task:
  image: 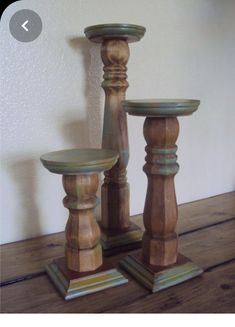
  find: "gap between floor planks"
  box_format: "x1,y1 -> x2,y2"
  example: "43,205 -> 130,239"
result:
1,192 -> 235,284
1,218 -> 235,313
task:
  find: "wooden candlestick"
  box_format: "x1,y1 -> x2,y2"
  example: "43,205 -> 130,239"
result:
40,149 -> 128,300
63,174 -> 101,272
142,116 -> 179,266
85,24 -> 146,253
121,99 -> 203,292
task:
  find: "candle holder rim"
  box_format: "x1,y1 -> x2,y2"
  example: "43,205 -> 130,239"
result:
40,148 -> 119,175
122,99 -> 200,117
84,23 -> 146,43
123,99 -> 200,106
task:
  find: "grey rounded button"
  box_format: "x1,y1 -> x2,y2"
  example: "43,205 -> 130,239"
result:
9,9 -> 42,42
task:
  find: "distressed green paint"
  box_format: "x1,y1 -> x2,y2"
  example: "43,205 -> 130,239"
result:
46,262 -> 128,300
143,163 -> 179,176
151,146 -> 178,155
123,99 -> 200,117
120,255 -> 203,293
84,23 -> 146,43
123,99 -> 200,178
40,148 -> 118,175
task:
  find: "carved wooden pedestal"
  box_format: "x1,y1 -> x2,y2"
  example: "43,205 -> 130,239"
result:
40,149 -> 128,300
120,99 -> 203,292
85,24 -> 146,253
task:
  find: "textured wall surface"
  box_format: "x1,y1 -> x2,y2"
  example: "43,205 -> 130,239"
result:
1,0 -> 235,244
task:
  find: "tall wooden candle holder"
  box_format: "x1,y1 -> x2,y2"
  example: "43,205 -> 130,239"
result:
84,24 -> 146,253
40,149 -> 128,300
121,99 -> 203,292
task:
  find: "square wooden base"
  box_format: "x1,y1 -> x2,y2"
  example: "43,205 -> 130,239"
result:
46,257 -> 128,300
120,251 -> 203,293
99,222 -> 143,256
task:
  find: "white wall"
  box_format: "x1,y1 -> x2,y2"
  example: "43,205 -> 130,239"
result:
1,0 -> 235,244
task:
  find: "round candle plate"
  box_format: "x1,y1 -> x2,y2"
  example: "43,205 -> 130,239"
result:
122,99 -> 200,117
84,23 -> 146,43
40,148 -> 119,175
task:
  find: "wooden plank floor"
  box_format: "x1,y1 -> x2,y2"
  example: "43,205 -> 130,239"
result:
1,192 -> 235,313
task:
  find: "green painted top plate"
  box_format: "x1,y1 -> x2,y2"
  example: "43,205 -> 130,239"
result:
84,23 -> 146,43
40,148 -> 118,175
122,99 -> 200,117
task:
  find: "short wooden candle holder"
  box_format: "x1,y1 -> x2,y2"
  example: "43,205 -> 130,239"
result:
84,24 -> 146,254
120,99 -> 203,292
40,149 -> 128,300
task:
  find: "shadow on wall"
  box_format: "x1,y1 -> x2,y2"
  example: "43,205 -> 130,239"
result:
64,36 -> 103,149
7,158 -> 42,238
62,117 -> 91,148
63,36 -> 103,218
3,37 -> 104,243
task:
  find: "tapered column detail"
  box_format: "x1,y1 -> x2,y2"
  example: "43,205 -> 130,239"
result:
63,174 -> 102,272
101,39 -> 130,230
142,117 -> 179,266
121,99 -> 203,292
85,24 -> 146,252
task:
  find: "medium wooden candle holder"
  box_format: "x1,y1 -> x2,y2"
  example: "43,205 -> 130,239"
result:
84,24 -> 146,253
120,99 -> 203,292
40,149 -> 128,300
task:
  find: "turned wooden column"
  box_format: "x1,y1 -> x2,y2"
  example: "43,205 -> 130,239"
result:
85,24 -> 146,251
63,174 -> 101,272
121,99 -> 203,292
142,117 -> 179,266
40,148 -> 128,300
100,38 -> 130,231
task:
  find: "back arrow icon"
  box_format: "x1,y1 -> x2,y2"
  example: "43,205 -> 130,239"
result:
21,20 -> 29,31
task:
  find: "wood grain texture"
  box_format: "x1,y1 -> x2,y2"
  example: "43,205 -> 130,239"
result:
1,192 -> 234,284
62,174 -> 102,272
100,38 -> 130,231
133,192 -> 235,233
142,117 -> 180,266
40,148 -> 118,274
108,260 -> 235,313
123,98 -> 200,270
1,219 -> 235,313
85,26 -> 144,239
